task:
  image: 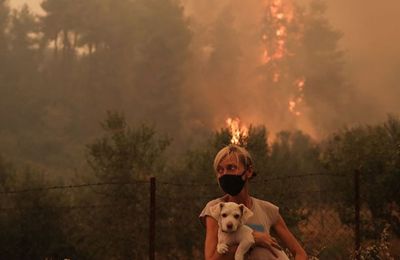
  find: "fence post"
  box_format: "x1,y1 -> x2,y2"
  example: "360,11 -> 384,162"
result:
354,169 -> 361,260
149,177 -> 156,260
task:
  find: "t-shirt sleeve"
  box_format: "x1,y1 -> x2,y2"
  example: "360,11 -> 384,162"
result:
199,199 -> 221,227
264,201 -> 280,225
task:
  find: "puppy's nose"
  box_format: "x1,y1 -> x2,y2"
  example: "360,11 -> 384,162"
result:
226,223 -> 233,230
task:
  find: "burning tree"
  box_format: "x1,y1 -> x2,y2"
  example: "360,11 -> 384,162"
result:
186,0 -> 359,138
244,0 -> 359,135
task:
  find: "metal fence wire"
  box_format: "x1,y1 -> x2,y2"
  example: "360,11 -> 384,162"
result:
0,172 -> 397,259
154,173 -> 354,260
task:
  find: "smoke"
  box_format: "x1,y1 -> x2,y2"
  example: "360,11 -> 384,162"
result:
10,0 -> 43,14
181,0 -> 271,135
181,0 -> 400,140
181,0 -> 329,138
320,0 -> 400,122
10,0 -> 400,139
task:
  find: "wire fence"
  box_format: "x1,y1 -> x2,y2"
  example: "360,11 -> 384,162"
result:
0,172 -> 395,259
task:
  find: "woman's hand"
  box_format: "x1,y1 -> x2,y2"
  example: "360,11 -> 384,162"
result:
252,231 -> 282,258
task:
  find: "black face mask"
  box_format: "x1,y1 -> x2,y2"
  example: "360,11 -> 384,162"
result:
218,170 -> 247,196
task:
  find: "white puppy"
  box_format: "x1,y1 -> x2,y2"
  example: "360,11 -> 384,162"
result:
210,202 -> 255,260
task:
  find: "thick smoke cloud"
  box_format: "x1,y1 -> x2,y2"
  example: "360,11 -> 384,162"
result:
183,0 -> 400,139
11,0 -> 400,139
321,0 -> 400,122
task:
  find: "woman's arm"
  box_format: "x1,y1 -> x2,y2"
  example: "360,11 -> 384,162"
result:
273,215 -> 308,260
252,231 -> 281,257
204,216 -> 237,260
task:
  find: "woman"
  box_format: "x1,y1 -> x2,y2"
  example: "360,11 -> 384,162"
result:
199,144 -> 307,260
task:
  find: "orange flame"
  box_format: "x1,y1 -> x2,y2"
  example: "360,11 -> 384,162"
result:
262,49 -> 271,64
261,1 -> 307,117
288,78 -> 306,116
261,0 -> 292,81
226,117 -> 248,145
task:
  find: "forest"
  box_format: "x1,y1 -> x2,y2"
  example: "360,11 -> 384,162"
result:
0,0 -> 399,259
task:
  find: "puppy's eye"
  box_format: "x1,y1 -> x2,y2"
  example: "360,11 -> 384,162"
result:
234,214 -> 240,219
222,213 -> 227,218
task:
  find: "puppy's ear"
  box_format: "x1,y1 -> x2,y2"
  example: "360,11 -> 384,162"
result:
209,202 -> 224,221
239,204 -> 253,223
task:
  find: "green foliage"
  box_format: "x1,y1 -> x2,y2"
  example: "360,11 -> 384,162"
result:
0,0 -> 191,173
1,114 -> 400,258
0,155 -> 15,189
0,0 -> 354,174
77,111 -> 170,259
0,157 -> 75,259
87,111 -> 170,181
322,115 -> 400,235
0,0 -> 399,258
268,130 -> 321,177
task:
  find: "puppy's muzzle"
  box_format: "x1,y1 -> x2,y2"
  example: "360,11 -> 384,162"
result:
223,222 -> 235,232
227,222 -> 233,230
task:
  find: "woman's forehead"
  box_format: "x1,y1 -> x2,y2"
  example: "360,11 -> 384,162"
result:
219,153 -> 240,165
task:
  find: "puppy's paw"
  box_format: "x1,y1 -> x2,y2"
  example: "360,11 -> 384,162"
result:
217,243 -> 229,254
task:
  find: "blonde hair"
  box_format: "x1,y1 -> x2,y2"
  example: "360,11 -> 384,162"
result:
213,144 -> 254,173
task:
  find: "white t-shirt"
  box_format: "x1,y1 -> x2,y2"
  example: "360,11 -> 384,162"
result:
199,196 -> 289,260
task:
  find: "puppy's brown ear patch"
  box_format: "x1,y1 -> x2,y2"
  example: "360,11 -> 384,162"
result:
210,202 -> 223,221
239,204 -> 244,214
239,204 -> 254,223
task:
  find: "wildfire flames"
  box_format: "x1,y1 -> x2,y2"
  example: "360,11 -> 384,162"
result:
261,0 -> 291,65
226,117 -> 248,145
262,0 -> 306,117
289,78 -> 305,116
224,1 -> 308,139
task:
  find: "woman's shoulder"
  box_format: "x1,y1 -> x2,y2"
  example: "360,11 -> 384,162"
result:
252,197 -> 280,223
252,197 -> 278,208
202,196 -> 226,209
199,196 -> 227,226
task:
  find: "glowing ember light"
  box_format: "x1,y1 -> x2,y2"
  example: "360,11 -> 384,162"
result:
276,26 -> 286,36
289,100 -> 301,116
226,117 -> 248,145
262,0 -> 307,117
297,79 -> 305,90
262,0 -> 289,66
263,49 -> 271,64
276,13 -> 284,19
289,100 -> 296,111
288,78 -> 306,116
270,6 -> 278,16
